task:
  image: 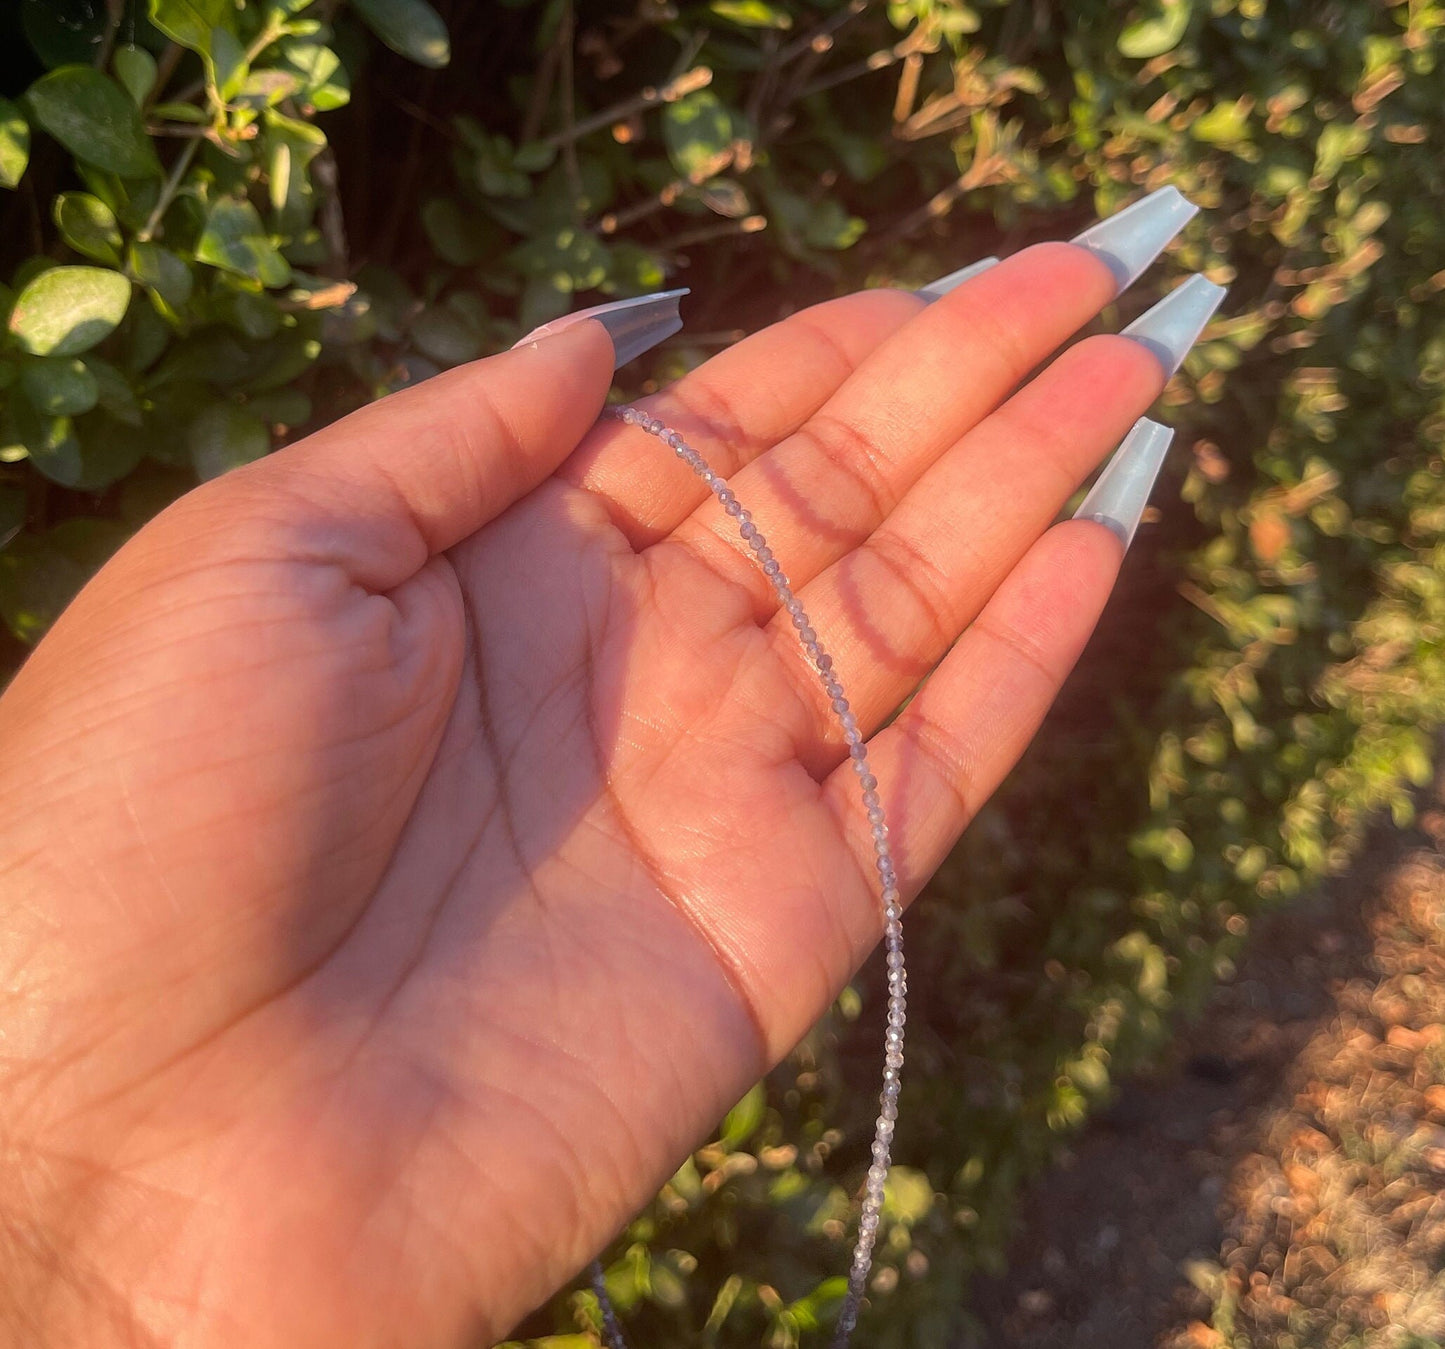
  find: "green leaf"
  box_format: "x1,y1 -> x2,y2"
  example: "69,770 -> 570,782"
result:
709,0 -> 792,28
25,66 -> 162,179
410,303 -> 482,365
113,46 -> 159,106
53,192 -> 124,265
1118,0 -> 1192,59
73,416 -> 147,490
720,1083 -> 766,1149
217,287 -> 281,340
188,402 -> 270,479
0,97 -> 30,189
350,0 -> 451,68
129,242 -> 195,314
0,532 -> 87,643
20,356 -> 100,417
1192,98 -> 1252,146
8,266 -> 133,357
210,26 -> 249,102
195,198 -> 292,287
278,41 -> 351,111
150,101 -> 210,124
236,69 -> 305,110
147,0 -> 231,55
803,197 -> 865,251
881,1166 -> 934,1226
421,198 -> 482,266
11,398 -> 84,487
663,91 -> 735,181
245,387 -> 311,426
84,356 -> 143,426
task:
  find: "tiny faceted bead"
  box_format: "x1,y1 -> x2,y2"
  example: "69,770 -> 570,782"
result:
609,408 -> 901,1349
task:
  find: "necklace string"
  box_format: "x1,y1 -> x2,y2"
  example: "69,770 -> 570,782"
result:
588,405 -> 908,1349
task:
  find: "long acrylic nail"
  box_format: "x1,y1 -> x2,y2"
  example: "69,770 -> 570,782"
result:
916,256 -> 1000,302
1122,274 -> 1226,376
512,288 -> 688,369
1072,417 -> 1175,549
1071,186 -> 1199,294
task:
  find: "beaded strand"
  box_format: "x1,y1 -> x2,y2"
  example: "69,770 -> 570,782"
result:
588,405 -> 907,1349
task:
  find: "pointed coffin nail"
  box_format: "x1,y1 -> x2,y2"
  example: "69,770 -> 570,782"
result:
1071,186 -> 1199,294
1122,274 -> 1226,376
512,288 -> 689,369
916,256 -> 1000,302
1073,417 -> 1175,550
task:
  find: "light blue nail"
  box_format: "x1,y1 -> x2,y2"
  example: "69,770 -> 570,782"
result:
1071,186 -> 1199,294
915,256 -> 1000,302
1122,274 -> 1226,376
1072,417 -> 1175,549
513,288 -> 689,369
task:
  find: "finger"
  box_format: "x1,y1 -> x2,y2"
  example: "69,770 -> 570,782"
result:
654,242 -> 1120,612
559,288 -> 924,545
774,332 -> 1165,769
196,321 -> 616,591
823,519 -> 1122,927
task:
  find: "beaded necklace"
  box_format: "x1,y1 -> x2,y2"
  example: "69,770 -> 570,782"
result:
589,404 -> 907,1349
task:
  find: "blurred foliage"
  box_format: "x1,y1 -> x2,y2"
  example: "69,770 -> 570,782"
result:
2,0 -> 1444,1344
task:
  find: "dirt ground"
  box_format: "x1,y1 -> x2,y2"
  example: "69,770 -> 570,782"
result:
960,779 -> 1445,1348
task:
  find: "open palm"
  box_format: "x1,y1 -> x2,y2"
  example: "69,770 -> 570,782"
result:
0,245 -> 1168,1348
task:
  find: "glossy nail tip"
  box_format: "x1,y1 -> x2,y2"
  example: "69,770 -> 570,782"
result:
514,288 -> 689,369
1071,186 -> 1199,293
1123,274 -> 1226,376
916,256 -> 1000,302
1073,417 -> 1175,549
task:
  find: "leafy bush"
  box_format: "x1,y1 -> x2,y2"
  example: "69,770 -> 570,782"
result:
2,1 -> 1443,1346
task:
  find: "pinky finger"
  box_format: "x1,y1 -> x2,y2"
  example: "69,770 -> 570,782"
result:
824,518 -> 1125,916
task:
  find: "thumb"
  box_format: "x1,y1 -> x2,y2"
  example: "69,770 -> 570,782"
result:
229,319 -> 617,591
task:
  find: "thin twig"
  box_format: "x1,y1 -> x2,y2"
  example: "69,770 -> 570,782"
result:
893,52 -> 922,124
535,67 -> 712,149
521,27 -> 564,144
95,0 -> 124,69
137,137 -> 200,243
776,0 -> 870,65
145,42 -> 185,109
384,89 -> 456,138
670,29 -> 708,81
312,147 -> 349,279
657,214 -> 766,252
744,30 -> 783,138
559,0 -> 584,218
795,29 -> 930,102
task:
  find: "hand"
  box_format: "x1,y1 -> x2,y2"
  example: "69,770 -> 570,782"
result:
0,244 -> 1168,1348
